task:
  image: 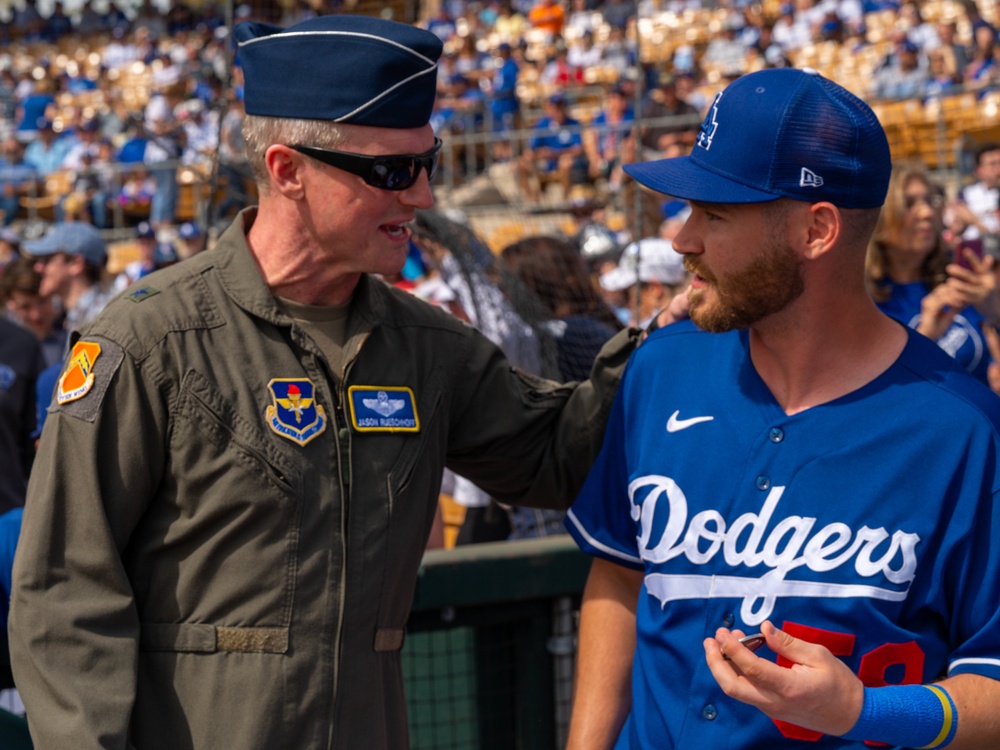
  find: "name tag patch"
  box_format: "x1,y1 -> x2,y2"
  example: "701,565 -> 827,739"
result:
265,378 -> 327,446
348,386 -> 419,432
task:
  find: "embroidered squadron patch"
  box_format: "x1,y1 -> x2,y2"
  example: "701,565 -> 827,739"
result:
57,340 -> 102,404
265,378 -> 327,446
348,386 -> 419,433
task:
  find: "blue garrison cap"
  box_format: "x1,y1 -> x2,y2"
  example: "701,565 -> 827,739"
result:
235,15 -> 442,128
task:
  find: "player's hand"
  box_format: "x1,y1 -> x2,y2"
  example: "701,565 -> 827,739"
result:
704,620 -> 864,737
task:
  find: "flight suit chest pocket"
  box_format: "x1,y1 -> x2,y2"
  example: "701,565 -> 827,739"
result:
159,369 -> 303,625
176,369 -> 301,501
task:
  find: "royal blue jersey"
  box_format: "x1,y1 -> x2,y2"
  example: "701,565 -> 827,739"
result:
877,280 -> 991,385
567,322 -> 1000,749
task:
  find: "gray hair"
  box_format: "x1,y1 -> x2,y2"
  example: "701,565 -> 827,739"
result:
242,116 -> 348,191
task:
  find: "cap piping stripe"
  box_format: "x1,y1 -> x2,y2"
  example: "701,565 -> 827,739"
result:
238,30 -> 438,66
332,64 -> 438,122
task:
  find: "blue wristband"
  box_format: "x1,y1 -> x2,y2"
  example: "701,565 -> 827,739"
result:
841,684 -> 957,748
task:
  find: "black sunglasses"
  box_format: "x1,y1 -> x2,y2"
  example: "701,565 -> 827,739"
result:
289,138 -> 442,191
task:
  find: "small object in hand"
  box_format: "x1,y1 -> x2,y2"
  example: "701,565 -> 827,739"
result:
723,633 -> 765,660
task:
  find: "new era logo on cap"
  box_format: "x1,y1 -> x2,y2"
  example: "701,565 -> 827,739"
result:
800,168 -> 824,187
623,68 -> 891,210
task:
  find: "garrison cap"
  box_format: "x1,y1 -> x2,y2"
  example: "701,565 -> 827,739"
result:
234,15 -> 443,128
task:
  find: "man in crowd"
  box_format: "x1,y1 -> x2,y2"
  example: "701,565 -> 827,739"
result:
23,220 -> 109,336
565,68 -> 1000,749
517,92 -> 588,201
10,15 -> 642,750
954,141 -> 1000,243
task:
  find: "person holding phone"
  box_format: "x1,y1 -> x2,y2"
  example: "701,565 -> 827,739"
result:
866,161 -> 1000,387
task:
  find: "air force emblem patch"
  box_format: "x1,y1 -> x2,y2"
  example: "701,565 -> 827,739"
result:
57,340 -> 102,404
265,378 -> 327,446
348,386 -> 419,432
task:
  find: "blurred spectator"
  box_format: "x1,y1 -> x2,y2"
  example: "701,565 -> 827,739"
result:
0,316 -> 44,514
61,138 -> 115,229
772,3 -> 811,53
899,1 -> 940,51
954,142 -> 1000,241
0,505 -> 21,640
114,221 -> 166,292
528,0 -> 565,40
0,227 -> 19,271
584,83 -> 634,190
425,7 -> 457,42
923,46 -> 963,99
965,20 -> 998,88
23,221 -> 110,335
178,98 -> 219,170
23,119 -> 72,177
500,234 -> 623,538
517,92 -> 588,201
174,221 -> 206,260
0,69 -> 17,124
602,0 -> 636,32
702,12 -> 750,78
117,165 -> 156,217
872,38 -> 929,101
485,43 -> 520,141
143,77 -> 188,229
1,256 -> 66,367
14,77 -> 55,144
0,138 -> 37,226
501,235 -> 622,381
567,29 -> 603,69
566,0 -> 600,38
540,43 -> 584,88
61,118 -> 103,172
936,18 -> 970,77
867,162 -> 1000,387
493,1 -> 528,42
101,26 -> 142,69
599,235 -> 688,327
216,90 -> 250,221
640,74 -> 700,159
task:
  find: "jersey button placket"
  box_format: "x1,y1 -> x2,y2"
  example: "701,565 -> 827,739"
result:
769,427 -> 784,443
755,475 -> 771,491
702,704 -> 718,721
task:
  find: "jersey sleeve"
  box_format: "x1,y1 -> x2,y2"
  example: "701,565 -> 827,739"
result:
9,335 -> 164,750
565,370 -> 644,570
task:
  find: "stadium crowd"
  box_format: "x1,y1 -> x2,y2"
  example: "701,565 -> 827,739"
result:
1,0 -> 1000,726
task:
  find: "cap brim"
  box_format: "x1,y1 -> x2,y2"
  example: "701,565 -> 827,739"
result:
22,238 -> 61,256
600,267 -> 638,292
623,157 -> 780,204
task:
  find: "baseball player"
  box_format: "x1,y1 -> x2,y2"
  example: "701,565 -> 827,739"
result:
565,68 -> 1000,749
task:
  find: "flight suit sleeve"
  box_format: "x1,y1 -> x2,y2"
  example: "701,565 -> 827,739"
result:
9,335 -> 167,750
446,325 -> 642,509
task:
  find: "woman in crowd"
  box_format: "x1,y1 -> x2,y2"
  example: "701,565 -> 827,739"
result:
500,235 -> 622,382
866,161 -> 1000,388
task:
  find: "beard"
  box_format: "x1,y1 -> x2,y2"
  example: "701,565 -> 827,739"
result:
684,237 -> 805,333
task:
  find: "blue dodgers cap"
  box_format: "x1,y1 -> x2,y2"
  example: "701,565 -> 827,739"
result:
235,15 -> 442,128
623,68 -> 891,209
23,222 -> 106,266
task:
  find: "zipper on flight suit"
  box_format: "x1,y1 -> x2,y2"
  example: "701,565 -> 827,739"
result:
327,331 -> 368,750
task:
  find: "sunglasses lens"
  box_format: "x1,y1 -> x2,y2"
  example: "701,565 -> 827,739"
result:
374,158 -> 417,191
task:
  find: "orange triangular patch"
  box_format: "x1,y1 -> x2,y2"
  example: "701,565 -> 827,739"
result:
57,341 -> 102,404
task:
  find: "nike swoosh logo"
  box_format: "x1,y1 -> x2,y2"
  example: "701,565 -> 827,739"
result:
666,410 -> 715,433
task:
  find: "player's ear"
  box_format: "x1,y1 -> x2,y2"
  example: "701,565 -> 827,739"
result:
801,202 -> 840,261
264,144 -> 306,200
